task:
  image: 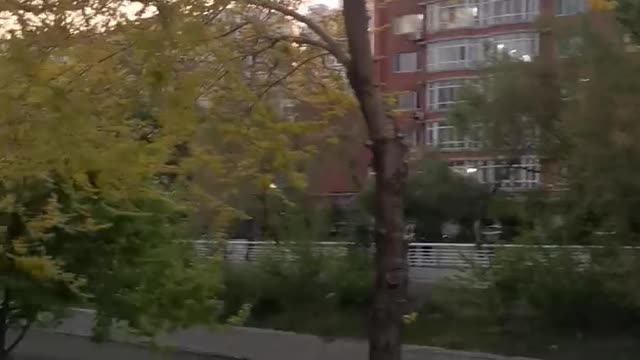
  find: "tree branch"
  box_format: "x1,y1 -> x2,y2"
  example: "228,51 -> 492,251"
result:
0,288 -> 10,354
244,0 -> 350,66
266,35 -> 337,56
6,320 -> 33,354
240,39 -> 280,61
204,1 -> 232,25
254,51 -> 330,101
61,44 -> 133,86
343,0 -> 393,140
216,21 -> 250,39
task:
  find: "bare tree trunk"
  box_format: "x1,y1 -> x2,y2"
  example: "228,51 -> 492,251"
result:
342,2 -> 409,360
238,2 -> 410,359
367,140 -> 408,360
0,288 -> 9,360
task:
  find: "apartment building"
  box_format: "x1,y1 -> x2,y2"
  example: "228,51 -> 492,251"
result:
371,0 -> 591,191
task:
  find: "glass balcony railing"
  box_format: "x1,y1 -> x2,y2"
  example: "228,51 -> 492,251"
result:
425,0 -> 540,33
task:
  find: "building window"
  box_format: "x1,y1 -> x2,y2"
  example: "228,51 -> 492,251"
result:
427,0 -> 479,32
449,159 -> 493,182
392,14 -> 424,34
439,125 -> 467,149
479,0 -> 539,25
279,99 -> 297,121
448,157 -> 541,189
427,0 -> 539,32
424,121 -> 481,150
426,33 -> 538,71
427,39 -> 483,71
425,122 -> 436,146
396,91 -> 419,111
555,0 -> 585,16
427,80 -> 469,111
492,157 -> 541,189
393,52 -> 419,73
487,32 -> 539,61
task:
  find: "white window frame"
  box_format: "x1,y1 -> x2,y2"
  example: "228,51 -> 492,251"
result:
555,0 -> 586,16
393,52 -> 419,73
492,157 -> 541,189
478,0 -> 539,26
427,79 -> 469,112
449,159 -> 494,183
427,0 -> 539,33
426,0 -> 480,33
424,121 -> 481,150
395,91 -> 419,111
392,14 -> 424,35
486,32 -> 539,61
448,157 -> 541,188
427,39 -> 483,71
426,32 -> 538,71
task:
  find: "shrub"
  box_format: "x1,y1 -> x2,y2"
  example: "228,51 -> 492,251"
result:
420,244 -> 640,346
220,240 -> 372,327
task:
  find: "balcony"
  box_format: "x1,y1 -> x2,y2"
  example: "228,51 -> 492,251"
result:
426,32 -> 539,72
425,0 -> 540,34
419,121 -> 483,151
438,139 -> 482,151
449,157 -> 542,190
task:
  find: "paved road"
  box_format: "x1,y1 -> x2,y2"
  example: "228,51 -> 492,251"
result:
13,309 -> 536,360
14,329 -> 237,360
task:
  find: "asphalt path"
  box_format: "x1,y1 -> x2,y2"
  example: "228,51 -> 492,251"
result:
14,329 -> 239,360
10,309 -> 537,360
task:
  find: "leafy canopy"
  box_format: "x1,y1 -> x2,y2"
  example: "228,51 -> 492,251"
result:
0,0 -> 354,352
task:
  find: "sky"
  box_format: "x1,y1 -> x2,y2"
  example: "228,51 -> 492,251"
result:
0,0 -> 342,36
308,0 -> 341,8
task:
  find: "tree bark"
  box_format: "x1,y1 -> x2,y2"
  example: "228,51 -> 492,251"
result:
240,2 -> 410,359
342,2 -> 409,360
367,140 -> 408,360
0,288 -> 9,360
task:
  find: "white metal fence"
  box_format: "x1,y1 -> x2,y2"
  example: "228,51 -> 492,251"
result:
194,240 -> 611,283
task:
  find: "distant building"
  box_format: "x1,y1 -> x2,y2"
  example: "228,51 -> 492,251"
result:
368,0 -> 606,191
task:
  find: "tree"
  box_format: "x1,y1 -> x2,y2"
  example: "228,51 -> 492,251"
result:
0,0 -> 349,357
406,158 -> 490,242
0,178 -> 85,359
1,1 -> 409,359
358,156 -> 491,242
449,16 -> 640,244
243,2 -> 410,359
0,8 -> 223,357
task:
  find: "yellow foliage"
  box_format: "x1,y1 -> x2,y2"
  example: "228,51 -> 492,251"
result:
589,0 -> 617,11
403,312 -> 419,325
11,238 -> 30,256
12,255 -> 61,281
0,0 -> 353,339
26,195 -> 67,239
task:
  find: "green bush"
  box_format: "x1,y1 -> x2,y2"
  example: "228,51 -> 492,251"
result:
413,245 -> 640,353
483,246 -> 640,331
220,240 -> 640,356
220,240 -> 372,329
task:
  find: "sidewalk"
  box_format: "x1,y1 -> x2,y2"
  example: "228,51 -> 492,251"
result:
15,330 -> 230,360
25,308 -> 538,360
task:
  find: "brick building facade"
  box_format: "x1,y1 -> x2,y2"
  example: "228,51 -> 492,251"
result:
370,0 -> 592,191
